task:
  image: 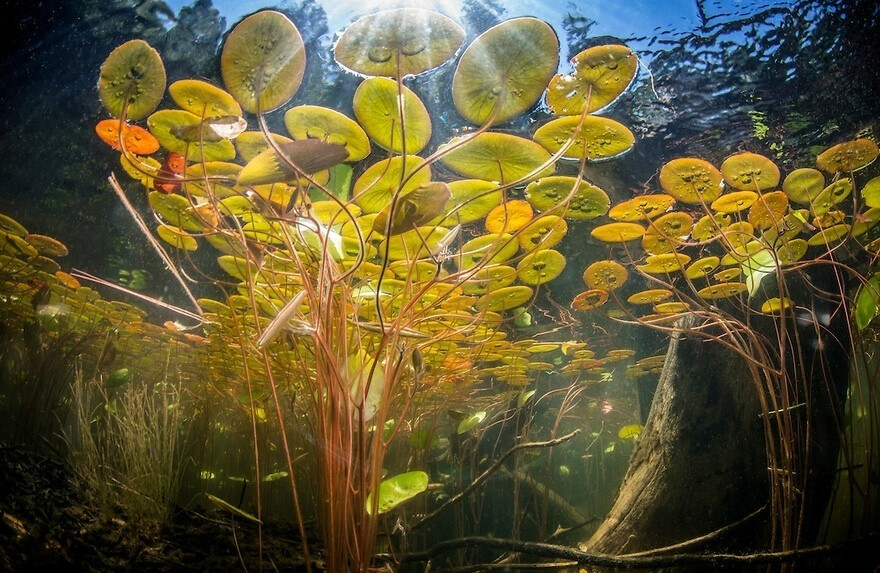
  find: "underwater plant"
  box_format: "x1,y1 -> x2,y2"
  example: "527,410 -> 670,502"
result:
16,3 -> 864,571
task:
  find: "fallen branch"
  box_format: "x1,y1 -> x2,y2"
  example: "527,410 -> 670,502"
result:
400,533 -> 878,570
410,429 -> 580,531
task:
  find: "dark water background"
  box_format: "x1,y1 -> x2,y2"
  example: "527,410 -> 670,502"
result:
0,0 -> 877,305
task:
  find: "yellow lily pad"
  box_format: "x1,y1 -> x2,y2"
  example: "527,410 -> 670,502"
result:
518,215 -> 568,251
627,289 -> 673,305
583,260 -> 628,290
476,285 -> 534,312
98,39 -> 166,120
711,190 -> 758,213
534,115 -> 635,161
691,213 -> 731,241
525,176 -> 610,219
697,282 -> 747,300
452,17 -> 559,125
806,224 -> 850,246
334,8 -> 464,77
459,233 -> 519,270
720,152 -> 780,191
234,131 -> 292,162
184,162 -> 242,198
658,157 -> 723,204
810,179 -> 853,216
24,234 -> 68,257
486,200 -> 534,233
609,194 -> 675,221
436,180 -> 503,224
147,109 -> 236,161
353,77 -> 431,154
372,182 -> 451,236
220,11 -> 306,114
461,265 -> 517,296
284,105 -> 370,162
237,140 -> 349,186
637,253 -> 691,274
860,176 -> 880,208
684,256 -> 720,279
748,190 -> 789,231
590,222 -> 645,243
157,224 -> 198,251
546,44 -> 637,115
816,139 -> 879,173
439,132 -> 553,184
761,297 -> 793,314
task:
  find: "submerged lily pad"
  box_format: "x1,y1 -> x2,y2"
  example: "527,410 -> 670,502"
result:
221,11 -> 306,114
452,18 -> 559,125
439,132 -> 553,184
546,44 -> 637,115
98,40 -> 166,120
534,115 -> 634,161
284,105 -> 370,162
583,260 -> 628,290
353,77 -> 431,154
335,9 -> 464,77
365,471 -> 429,515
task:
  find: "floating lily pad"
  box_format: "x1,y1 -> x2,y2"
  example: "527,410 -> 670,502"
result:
365,471 -> 428,516
460,233 -> 519,270
237,140 -> 349,186
782,168 -> 825,203
654,302 -> 690,314
149,191 -> 203,231
516,249 -> 566,285
185,162 -> 242,198
816,139 -> 879,173
720,152 -> 780,191
486,200 -> 533,233
157,224 -> 198,251
436,180 -> 503,224
221,11 -> 306,114
627,289 -> 673,304
372,182 -> 451,235
637,253 -> 690,274
353,155 -> 432,213
860,176 -> 880,208
476,285 -> 534,312
353,77 -> 431,154
148,109 -> 236,161
572,289 -> 609,310
170,116 -> 247,142
534,116 -> 634,161
518,215 -> 568,250
461,265 -> 517,296
452,18 -> 559,125
334,9 -> 464,77
748,191 -> 789,230
284,105 -> 370,161
439,132 -> 553,184
811,179 -> 853,216
609,194 -> 675,221
807,223 -> 850,246
25,234 -> 68,257
697,282 -> 748,300
711,191 -> 758,213
234,131 -> 292,162
98,40 -> 166,120
169,79 -> 242,117
525,176 -> 609,219
658,158 -> 723,204
691,213 -> 730,241
95,119 -> 160,154
0,214 -> 27,237
590,222 -> 645,243
583,260 -> 628,290
547,44 -> 637,115
684,256 -> 720,279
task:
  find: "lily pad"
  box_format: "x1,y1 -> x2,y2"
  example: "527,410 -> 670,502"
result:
169,79 -> 242,117
372,182 -> 451,236
457,411 -> 487,434
658,158 -> 723,204
365,471 -> 429,515
353,77 -> 431,154
157,224 -> 198,251
476,285 -> 534,312
235,131 -> 292,162
516,249 -> 566,285
148,110 -> 236,161
711,191 -> 758,214
583,260 -> 628,290
534,115 -> 634,161
816,139 -> 879,173
782,168 -> 825,203
572,289 -> 609,310
221,11 -> 306,114
334,9 -> 464,77
436,180 -> 503,224
590,222 -> 645,243
485,200 -> 533,233
518,215 -> 568,250
525,176 -> 609,219
459,233 -> 519,270
547,44 -> 637,115
353,155 -> 432,213
452,18 -> 559,125
439,132 -> 553,184
609,194 -> 675,221
98,39 -> 166,120
720,152 -> 780,191
284,105 -> 370,162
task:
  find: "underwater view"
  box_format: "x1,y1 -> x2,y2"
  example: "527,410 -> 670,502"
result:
0,0 -> 879,571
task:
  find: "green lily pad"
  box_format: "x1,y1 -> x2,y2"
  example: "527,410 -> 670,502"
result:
149,191 -> 204,231
221,11 -> 306,114
284,105 -> 370,162
457,411 -> 487,434
353,155 -> 432,213
439,132 -> 554,184
24,234 -> 68,257
353,77 -> 431,154
433,179 -> 503,225
372,182 -> 451,236
525,176 -> 609,219
452,18 -> 559,125
98,39 -> 166,120
546,44 -> 638,115
147,109 -> 236,161
365,471 -> 429,515
533,115 -> 635,161
169,79 -> 242,117
234,131 -> 293,162
782,168 -> 825,203
157,224 -> 198,251
334,8 -> 464,77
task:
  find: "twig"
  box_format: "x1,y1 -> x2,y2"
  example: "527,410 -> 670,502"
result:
401,533 -> 878,569
411,430 -> 580,531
